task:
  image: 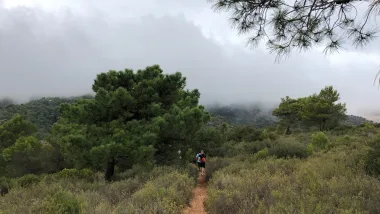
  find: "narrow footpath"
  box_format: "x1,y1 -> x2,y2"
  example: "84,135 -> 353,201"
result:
182,173 -> 208,214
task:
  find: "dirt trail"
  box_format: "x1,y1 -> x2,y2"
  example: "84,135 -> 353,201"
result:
182,173 -> 208,214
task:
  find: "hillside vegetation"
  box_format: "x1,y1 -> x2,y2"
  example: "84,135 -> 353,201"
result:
1,64 -> 380,213
0,96 -> 93,138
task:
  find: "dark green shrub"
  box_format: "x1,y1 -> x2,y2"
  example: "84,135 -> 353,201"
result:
32,190 -> 84,214
56,168 -> 95,182
233,141 -> 267,156
227,125 -> 262,142
214,141 -> 237,157
260,128 -> 277,140
205,157 -> 231,181
357,122 -> 377,136
365,137 -> 380,176
114,164 -> 154,181
16,174 -> 41,188
268,138 -> 310,159
331,125 -> 354,135
253,148 -> 269,161
246,140 -> 267,154
0,177 -> 10,196
187,163 -> 199,184
311,131 -> 329,150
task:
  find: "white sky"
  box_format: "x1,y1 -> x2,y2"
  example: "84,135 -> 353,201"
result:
1,0 -> 380,119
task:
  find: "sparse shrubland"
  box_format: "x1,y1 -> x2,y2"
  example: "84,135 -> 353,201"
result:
205,130 -> 380,214
0,166 -> 196,214
1,65 -> 380,213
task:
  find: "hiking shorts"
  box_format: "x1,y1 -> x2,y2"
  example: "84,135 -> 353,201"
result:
200,162 -> 205,168
197,162 -> 202,168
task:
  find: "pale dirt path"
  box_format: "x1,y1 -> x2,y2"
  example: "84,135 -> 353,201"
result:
182,173 -> 208,214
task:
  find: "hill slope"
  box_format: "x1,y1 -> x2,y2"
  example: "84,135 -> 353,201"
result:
0,95 -> 92,138
207,104 -> 374,128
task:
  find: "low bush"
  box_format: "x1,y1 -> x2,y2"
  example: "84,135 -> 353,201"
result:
260,128 -> 277,140
118,170 -> 194,214
330,134 -> 352,147
205,157 -> 231,182
331,125 -> 354,135
357,122 -> 378,136
234,141 -> 267,156
365,137 -> 380,176
268,137 -> 310,159
205,150 -> 380,214
100,179 -> 141,205
32,189 -> 84,214
253,148 -> 269,161
114,164 -> 154,181
15,174 -> 42,188
55,168 -> 95,182
311,131 -> 329,150
0,177 -> 10,196
187,163 -> 200,184
226,125 -> 262,142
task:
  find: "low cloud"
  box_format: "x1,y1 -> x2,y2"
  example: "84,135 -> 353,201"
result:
0,2 -> 379,119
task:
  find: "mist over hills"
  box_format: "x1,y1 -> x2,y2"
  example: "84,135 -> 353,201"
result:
206,103 -> 278,128
206,103 -> 374,128
0,96 -> 374,136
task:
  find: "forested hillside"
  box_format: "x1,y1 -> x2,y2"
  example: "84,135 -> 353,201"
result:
0,96 -> 371,141
0,95 -> 93,138
207,104 -> 278,127
208,104 -> 374,129
344,115 -> 374,126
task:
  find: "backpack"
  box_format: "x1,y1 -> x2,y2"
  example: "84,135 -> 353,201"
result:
201,156 -> 206,163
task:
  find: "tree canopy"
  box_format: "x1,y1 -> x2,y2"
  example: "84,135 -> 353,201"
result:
273,86 -> 346,131
208,0 -> 379,57
0,114 -> 37,151
52,65 -> 210,180
0,114 -> 58,177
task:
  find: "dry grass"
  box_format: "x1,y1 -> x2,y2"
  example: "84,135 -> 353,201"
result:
205,131 -> 380,214
0,166 -> 195,214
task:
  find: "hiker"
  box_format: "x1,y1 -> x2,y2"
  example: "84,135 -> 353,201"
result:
195,152 -> 202,171
196,150 -> 206,175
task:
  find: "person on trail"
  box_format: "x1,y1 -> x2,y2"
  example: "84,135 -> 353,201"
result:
197,150 -> 206,175
196,152 -> 202,171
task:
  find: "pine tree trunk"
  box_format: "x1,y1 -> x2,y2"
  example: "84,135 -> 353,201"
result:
284,126 -> 291,135
0,187 -> 8,196
322,119 -> 326,131
104,157 -> 116,181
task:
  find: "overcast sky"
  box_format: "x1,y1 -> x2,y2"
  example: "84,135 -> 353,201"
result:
0,0 -> 379,119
